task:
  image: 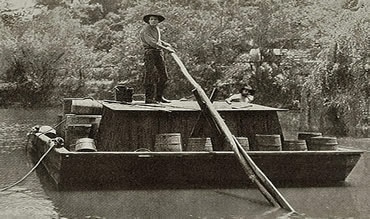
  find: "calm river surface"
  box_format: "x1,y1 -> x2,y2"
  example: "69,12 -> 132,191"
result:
0,108 -> 369,219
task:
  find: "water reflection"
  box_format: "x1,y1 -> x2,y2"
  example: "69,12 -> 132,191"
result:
46,189 -> 285,219
0,108 -> 59,218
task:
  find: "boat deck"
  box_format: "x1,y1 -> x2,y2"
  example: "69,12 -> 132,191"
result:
102,100 -> 287,112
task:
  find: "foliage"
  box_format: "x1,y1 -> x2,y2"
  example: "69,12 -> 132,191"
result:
0,0 -> 369,135
0,8 -> 101,106
291,0 -> 370,135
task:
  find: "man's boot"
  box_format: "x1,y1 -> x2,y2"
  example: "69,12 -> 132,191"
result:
156,83 -> 171,103
145,84 -> 158,104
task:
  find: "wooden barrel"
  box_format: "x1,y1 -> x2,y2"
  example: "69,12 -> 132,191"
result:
187,137 -> 213,151
282,140 -> 307,151
255,134 -> 282,151
236,137 -> 250,151
154,133 -> 182,152
298,132 -> 322,150
307,136 -> 338,151
75,138 -> 97,152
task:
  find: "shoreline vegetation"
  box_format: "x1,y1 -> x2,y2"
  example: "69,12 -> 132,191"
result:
1,0 -> 369,137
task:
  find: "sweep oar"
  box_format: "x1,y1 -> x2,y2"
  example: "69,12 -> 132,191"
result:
170,52 -> 295,212
232,135 -> 295,212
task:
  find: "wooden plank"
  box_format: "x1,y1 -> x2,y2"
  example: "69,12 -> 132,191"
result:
71,99 -> 103,115
65,114 -> 102,124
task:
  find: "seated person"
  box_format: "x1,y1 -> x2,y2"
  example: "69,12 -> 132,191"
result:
225,85 -> 255,104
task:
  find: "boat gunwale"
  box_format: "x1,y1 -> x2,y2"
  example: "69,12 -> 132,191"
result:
54,147 -> 364,156
31,135 -> 364,189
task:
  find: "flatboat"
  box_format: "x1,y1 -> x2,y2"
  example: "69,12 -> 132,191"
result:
29,98 -> 364,190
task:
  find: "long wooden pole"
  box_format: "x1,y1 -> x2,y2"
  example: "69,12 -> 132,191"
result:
232,135 -> 295,212
192,89 -> 279,207
171,53 -> 295,212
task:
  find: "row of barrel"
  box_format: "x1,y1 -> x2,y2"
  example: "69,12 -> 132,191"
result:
264,132 -> 338,151
296,132 -> 338,151
154,132 -> 338,152
154,133 -> 250,152
254,132 -> 338,151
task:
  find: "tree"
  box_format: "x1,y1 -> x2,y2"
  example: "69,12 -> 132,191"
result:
1,0 -> 369,137
0,7 -> 101,106
285,0 -> 370,135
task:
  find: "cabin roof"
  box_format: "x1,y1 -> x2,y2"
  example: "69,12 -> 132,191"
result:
102,100 -> 286,112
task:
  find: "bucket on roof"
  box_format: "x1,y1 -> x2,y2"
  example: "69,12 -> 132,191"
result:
115,84 -> 133,102
75,138 -> 97,152
154,133 -> 182,152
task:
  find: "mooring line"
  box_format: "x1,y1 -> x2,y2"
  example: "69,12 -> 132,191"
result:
1,118 -> 66,192
0,143 -> 55,192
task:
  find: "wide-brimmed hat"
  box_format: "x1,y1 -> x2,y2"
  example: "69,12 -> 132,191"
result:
240,85 -> 256,94
143,14 -> 165,24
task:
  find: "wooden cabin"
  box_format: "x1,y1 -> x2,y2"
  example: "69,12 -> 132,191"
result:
97,100 -> 285,152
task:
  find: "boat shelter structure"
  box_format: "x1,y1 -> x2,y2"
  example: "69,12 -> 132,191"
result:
97,100 -> 285,152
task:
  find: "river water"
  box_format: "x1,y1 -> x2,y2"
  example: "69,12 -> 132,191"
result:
0,108 -> 369,219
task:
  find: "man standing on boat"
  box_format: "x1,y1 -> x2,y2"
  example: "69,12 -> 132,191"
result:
140,13 -> 175,104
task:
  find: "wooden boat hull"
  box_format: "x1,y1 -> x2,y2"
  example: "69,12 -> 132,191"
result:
30,134 -> 363,190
